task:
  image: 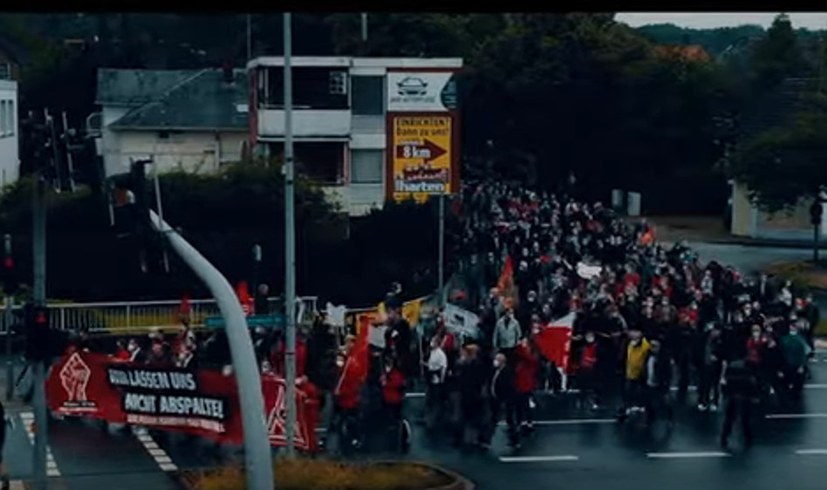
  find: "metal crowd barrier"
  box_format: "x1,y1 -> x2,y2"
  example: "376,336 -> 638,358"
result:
0,296 -> 319,335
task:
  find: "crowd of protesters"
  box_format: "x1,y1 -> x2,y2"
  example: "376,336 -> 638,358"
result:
53,176 -> 821,455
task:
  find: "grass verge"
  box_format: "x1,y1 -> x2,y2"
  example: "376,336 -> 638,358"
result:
183,458 -> 455,490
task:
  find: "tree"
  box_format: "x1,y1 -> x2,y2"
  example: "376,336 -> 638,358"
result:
748,13 -> 804,88
731,93 -> 827,211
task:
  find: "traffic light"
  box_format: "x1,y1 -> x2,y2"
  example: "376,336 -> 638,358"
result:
24,303 -> 51,362
811,202 -> 823,226
1,234 -> 17,295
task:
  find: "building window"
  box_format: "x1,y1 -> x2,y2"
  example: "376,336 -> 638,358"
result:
265,67 -> 349,110
329,71 -> 347,95
270,141 -> 344,184
351,76 -> 384,116
351,149 -> 383,184
0,101 -> 6,136
0,63 -> 10,80
6,100 -> 13,136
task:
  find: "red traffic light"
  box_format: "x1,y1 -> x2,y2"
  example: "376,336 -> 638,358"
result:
3,257 -> 13,269
35,312 -> 47,325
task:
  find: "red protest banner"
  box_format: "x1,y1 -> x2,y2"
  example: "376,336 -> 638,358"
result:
47,352 -> 311,451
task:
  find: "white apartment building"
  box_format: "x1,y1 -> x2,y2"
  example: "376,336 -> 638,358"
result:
246,56 -> 463,216
0,80 -> 18,188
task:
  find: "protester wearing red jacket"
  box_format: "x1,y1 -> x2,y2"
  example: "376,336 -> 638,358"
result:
514,338 -> 539,432
272,337 -> 307,379
298,376 -> 321,453
332,352 -> 362,449
380,357 -> 407,450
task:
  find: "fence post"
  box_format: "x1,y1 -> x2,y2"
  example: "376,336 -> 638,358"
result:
125,304 -> 131,329
60,307 -> 66,330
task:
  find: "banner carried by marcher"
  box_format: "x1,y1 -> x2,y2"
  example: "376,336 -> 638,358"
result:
533,312 -> 575,389
442,303 -> 481,339
47,352 -> 311,450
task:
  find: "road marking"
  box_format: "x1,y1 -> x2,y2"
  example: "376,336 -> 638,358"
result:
647,452 -> 730,459
804,384 -> 827,389
134,427 -> 178,472
498,418 -> 615,427
499,455 -> 579,463
766,413 -> 827,420
10,481 -> 24,490
19,412 -> 61,477
796,449 -> 827,455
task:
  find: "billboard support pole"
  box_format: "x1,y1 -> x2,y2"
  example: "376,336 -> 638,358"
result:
438,192 -> 445,304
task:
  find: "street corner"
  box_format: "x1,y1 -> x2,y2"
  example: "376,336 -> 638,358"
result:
765,260 -> 827,290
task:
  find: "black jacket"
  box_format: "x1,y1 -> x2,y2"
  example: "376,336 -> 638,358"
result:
723,360 -> 758,399
489,365 -> 516,402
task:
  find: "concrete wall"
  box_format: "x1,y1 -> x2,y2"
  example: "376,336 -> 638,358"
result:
0,80 -> 18,188
103,127 -> 246,176
731,180 -> 827,240
259,109 -> 351,137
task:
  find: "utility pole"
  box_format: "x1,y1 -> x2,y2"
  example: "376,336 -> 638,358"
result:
252,244 -> 262,295
32,109 -> 50,490
4,234 -> 14,401
151,159 -> 170,273
361,13 -> 368,42
247,14 -> 253,61
811,201 -> 823,265
283,12 -> 298,456
438,193 -> 445,302
61,111 -> 77,192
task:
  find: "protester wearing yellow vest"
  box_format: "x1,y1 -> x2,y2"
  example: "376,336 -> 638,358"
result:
619,329 -> 650,421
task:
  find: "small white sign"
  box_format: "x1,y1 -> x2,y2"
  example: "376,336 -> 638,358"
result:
387,72 -> 454,112
443,304 -> 480,338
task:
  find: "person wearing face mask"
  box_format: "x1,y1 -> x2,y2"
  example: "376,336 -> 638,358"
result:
781,324 -> 811,398
380,356 -> 409,452
493,308 -> 521,363
643,338 -> 674,427
697,327 -> 724,412
514,337 -> 539,434
619,328 -> 650,420
332,352 -> 363,451
424,337 -> 448,430
127,338 -> 146,363
720,347 -> 758,450
760,334 -> 785,402
576,330 -> 601,410
480,352 -> 519,450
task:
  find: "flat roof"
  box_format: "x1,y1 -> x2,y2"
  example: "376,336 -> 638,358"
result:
247,56 -> 463,70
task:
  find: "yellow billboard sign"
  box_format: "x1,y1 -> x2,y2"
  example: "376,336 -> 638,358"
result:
390,114 -> 453,202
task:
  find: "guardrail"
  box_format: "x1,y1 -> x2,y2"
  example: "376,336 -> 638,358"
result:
0,296 -> 319,334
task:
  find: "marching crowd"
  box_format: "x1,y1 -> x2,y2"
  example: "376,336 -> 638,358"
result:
57,177 -> 821,455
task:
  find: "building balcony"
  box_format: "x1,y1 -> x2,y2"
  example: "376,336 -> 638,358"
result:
257,109 -> 351,138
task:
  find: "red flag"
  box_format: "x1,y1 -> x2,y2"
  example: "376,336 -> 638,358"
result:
497,256 -> 513,292
533,312 -> 574,372
235,281 -> 255,316
336,315 -> 370,396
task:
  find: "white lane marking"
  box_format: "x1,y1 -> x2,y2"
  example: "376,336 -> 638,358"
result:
500,455 -> 579,463
766,413 -> 827,420
796,449 -> 827,455
647,452 -> 730,459
406,383 -> 827,399
20,412 -> 61,477
134,428 -> 178,472
498,418 -> 615,427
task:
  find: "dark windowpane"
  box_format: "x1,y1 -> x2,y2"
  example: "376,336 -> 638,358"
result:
352,76 -> 384,116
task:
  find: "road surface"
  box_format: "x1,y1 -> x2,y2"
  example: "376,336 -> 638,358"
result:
3,352 -> 827,490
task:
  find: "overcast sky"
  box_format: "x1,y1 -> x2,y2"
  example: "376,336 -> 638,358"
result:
616,13 -> 827,30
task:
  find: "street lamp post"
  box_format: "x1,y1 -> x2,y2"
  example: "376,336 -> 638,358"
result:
283,11 -> 298,456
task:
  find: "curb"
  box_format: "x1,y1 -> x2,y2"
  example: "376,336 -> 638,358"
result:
707,238 -> 827,250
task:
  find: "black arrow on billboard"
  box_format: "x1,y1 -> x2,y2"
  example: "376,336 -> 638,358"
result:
396,139 -> 447,163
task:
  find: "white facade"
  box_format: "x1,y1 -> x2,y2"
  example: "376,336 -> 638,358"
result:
248,56 -> 462,216
0,80 -> 18,188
